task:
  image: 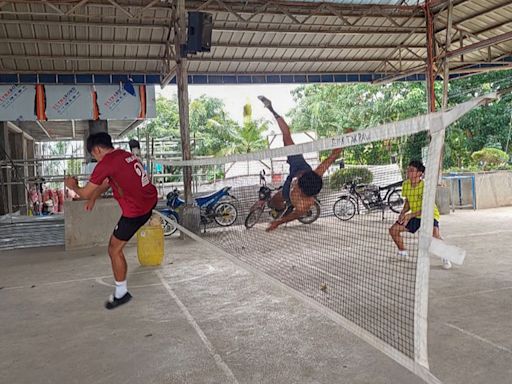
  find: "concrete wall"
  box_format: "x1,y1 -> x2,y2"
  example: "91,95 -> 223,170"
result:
444,171 -> 512,210
64,198 -> 122,250
475,171 -> 512,209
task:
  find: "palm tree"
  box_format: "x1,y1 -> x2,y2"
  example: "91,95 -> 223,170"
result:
221,101 -> 269,155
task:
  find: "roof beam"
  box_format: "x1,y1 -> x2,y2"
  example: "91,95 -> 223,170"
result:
5,54 -> 505,65
3,37 -> 167,47
374,54 -> 512,84
436,0 -> 512,33
7,121 -> 35,141
0,10 -> 171,21
0,54 -> 427,63
443,31 -> 512,59
0,15 -> 424,34
470,19 -> 512,37
65,0 -> 90,16
451,0 -> 512,26
0,17 -> 170,29
133,0 -> 159,19
213,25 -> 425,35
161,70 -> 176,89
107,0 -> 135,18
0,37 -> 427,50
0,17 -> 424,35
2,0 -> 424,18
35,121 -> 52,140
448,26 -> 511,57
42,0 -> 65,15
449,64 -> 512,74
430,0 -> 472,13
117,120 -> 141,139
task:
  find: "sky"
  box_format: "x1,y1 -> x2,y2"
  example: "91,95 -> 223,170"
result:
156,83 -> 302,133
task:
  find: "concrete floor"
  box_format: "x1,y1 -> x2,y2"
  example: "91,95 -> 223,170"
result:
1,208 -> 511,384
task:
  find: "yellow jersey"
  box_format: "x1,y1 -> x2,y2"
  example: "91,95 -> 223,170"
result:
401,179 -> 440,221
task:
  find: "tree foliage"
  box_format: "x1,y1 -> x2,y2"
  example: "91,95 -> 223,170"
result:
471,147 -> 509,170
288,82 -> 433,168
287,69 -> 512,171
444,70 -> 512,169
330,167 -> 374,189
139,95 -> 268,157
137,69 -> 512,173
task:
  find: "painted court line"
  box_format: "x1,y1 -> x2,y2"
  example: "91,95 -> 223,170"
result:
445,323 -> 512,354
434,286 -> 512,301
445,229 -> 512,240
94,277 -> 161,289
1,270 -> 156,291
156,270 -> 240,384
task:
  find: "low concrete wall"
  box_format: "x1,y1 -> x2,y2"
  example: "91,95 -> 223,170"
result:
444,171 -> 512,210
64,199 -> 121,251
475,171 -> 512,209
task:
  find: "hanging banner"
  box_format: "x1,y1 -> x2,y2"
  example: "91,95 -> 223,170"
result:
96,84 -> 156,120
0,85 -> 37,121
0,83 -> 155,121
44,85 -> 95,120
145,85 -> 156,118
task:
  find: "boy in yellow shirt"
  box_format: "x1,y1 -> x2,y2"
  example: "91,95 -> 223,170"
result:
389,160 -> 452,269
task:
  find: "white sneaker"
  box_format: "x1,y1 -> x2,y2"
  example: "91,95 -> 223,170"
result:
442,258 -> 452,270
391,249 -> 410,262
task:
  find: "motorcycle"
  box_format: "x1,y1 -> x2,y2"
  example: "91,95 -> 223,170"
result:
244,169 -> 321,229
332,178 -> 404,221
159,186 -> 238,235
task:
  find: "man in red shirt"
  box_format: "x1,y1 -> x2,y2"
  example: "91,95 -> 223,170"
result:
65,132 -> 157,309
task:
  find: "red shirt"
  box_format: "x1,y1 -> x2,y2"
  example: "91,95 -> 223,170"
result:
90,149 -> 157,218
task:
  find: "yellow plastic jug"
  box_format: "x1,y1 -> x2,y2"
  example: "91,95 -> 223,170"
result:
137,224 -> 164,266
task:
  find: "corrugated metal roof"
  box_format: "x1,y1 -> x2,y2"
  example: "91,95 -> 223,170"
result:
0,0 -> 510,141
0,1 -> 510,83
0,0 -> 424,79
292,0 -> 420,4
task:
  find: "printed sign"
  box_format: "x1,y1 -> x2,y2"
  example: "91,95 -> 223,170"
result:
0,85 -> 37,121
0,84 -> 155,121
44,85 -> 94,120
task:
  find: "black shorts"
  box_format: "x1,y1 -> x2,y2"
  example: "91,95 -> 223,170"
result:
113,209 -> 154,242
405,217 -> 439,234
282,155 -> 312,203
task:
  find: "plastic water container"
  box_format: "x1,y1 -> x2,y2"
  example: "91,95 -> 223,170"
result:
137,224 -> 164,266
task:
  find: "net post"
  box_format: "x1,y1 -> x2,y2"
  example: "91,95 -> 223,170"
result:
414,116 -> 445,368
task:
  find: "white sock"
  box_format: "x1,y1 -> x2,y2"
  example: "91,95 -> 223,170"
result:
114,280 -> 127,299
397,249 -> 409,257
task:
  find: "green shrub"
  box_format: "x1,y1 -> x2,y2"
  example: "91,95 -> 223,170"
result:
471,147 -> 509,170
329,167 -> 373,190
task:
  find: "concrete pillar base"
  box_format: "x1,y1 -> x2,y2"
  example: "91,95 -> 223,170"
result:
179,205 -> 201,239
436,184 -> 451,215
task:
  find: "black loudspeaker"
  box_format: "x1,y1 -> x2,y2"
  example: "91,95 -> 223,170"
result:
187,12 -> 213,54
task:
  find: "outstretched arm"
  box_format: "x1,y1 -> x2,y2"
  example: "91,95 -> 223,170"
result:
266,208 -> 306,232
315,148 -> 342,177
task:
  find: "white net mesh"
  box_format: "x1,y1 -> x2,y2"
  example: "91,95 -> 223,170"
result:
155,94 -> 496,384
